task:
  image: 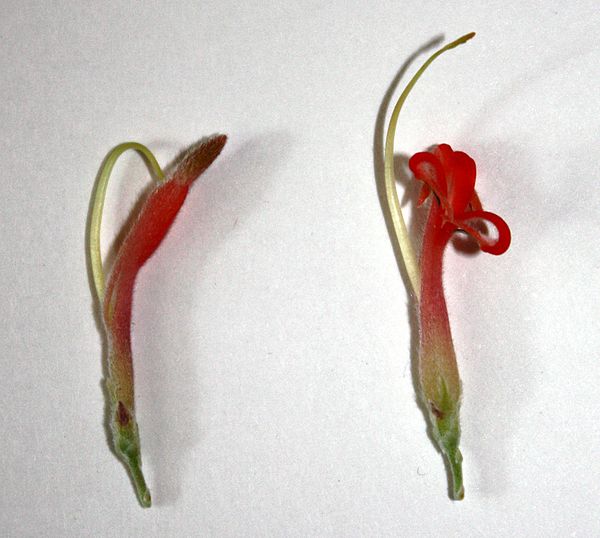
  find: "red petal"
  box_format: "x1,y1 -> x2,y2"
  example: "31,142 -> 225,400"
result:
446,151 -> 476,216
417,184 -> 432,206
103,180 -> 189,352
468,190 -> 483,211
409,151 -> 447,198
433,143 -> 454,171
455,210 -> 511,255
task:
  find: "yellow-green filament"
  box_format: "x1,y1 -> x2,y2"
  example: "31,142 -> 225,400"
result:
89,143 -> 165,301
383,32 -> 476,300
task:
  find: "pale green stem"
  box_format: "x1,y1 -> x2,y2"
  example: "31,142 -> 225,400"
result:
383,32 -> 476,300
89,143 -> 165,301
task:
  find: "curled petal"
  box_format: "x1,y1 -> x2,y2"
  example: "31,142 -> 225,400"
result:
412,144 -> 477,218
446,151 -> 476,216
409,151 -> 447,199
417,183 -> 432,206
468,190 -> 483,212
455,210 -> 511,255
433,143 -> 454,171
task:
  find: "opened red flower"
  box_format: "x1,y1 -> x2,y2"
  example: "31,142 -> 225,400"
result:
407,143 -> 510,499
381,33 -> 512,499
409,143 -> 511,255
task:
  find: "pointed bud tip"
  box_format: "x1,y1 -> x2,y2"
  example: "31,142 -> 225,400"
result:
174,134 -> 228,186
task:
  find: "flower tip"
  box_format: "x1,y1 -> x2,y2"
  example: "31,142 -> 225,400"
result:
210,133 -> 228,150
446,32 -> 476,51
457,32 -> 476,44
174,134 -> 228,186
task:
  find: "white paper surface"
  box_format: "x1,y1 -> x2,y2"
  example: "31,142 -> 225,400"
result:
1,1 -> 599,536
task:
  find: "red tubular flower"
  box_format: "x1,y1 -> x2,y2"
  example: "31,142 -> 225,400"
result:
91,135 -> 227,507
381,32 -> 511,500
409,143 -> 510,499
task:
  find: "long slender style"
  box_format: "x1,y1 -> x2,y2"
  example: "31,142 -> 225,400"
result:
383,32 -> 475,298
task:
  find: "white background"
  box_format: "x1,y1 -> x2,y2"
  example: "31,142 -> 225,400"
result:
1,1 -> 599,536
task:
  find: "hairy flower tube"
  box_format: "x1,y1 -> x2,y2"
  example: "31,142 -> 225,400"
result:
411,144 -> 510,499
89,135 -> 227,507
382,33 -> 510,499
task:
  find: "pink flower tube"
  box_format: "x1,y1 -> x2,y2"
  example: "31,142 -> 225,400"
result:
410,145 -> 510,499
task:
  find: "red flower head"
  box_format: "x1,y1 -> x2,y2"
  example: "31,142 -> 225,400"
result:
409,143 -> 511,255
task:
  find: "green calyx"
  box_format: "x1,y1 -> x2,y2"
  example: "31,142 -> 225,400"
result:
430,407 -> 464,500
426,380 -> 464,500
112,409 -> 151,508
